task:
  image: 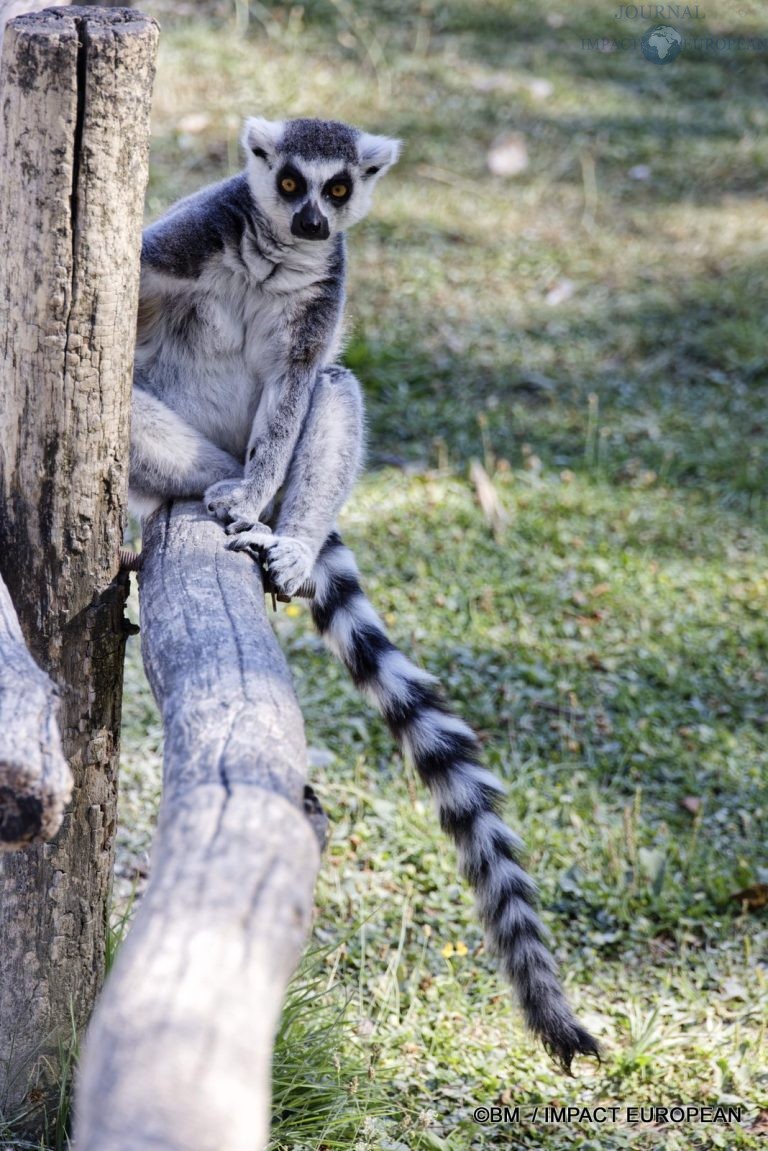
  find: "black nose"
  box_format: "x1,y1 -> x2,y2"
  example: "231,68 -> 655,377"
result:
291,203 -> 330,241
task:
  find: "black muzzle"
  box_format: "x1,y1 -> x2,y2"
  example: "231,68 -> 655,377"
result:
291,202 -> 330,241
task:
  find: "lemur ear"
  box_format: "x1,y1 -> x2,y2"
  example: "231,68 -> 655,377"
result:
242,117 -> 284,165
358,132 -> 401,179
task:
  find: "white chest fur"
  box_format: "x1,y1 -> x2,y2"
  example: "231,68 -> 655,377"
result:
136,242 -> 335,460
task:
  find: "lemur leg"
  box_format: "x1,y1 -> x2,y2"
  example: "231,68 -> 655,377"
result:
227,365 -> 364,595
129,386 -> 243,517
275,365 -> 364,544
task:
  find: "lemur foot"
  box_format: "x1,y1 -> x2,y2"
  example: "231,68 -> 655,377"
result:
228,532 -> 314,597
265,537 -> 315,596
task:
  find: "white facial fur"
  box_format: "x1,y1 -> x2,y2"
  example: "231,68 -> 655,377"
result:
241,117 -> 401,245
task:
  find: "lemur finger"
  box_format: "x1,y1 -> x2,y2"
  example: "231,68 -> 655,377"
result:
225,518 -> 270,536
226,527 -> 275,552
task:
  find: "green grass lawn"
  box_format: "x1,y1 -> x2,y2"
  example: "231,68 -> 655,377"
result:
118,1 -> 768,1147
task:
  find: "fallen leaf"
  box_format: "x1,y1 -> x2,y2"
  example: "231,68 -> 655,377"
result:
750,1110 -> 768,1135
486,132 -> 529,177
638,847 -> 667,886
649,935 -> 676,961
545,278 -> 575,307
470,459 -> 509,540
729,883 -> 768,911
177,112 -> 211,134
527,77 -> 554,100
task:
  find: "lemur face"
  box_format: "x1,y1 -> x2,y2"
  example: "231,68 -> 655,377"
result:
243,117 -> 400,244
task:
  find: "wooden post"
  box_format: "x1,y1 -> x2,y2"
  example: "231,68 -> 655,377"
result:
0,5 -> 157,1129
75,504 -> 323,1151
0,573 -> 72,849
0,2 -> 70,43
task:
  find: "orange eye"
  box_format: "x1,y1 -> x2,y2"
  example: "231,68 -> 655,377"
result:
330,183 -> 349,199
280,176 -> 297,194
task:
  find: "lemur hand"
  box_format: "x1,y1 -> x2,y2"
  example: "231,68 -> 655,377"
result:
204,478 -> 268,531
205,479 -> 314,595
227,532 -> 315,597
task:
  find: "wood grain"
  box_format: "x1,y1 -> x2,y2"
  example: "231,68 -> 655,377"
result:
75,504 -> 322,1151
0,572 -> 72,848
0,6 -> 157,1125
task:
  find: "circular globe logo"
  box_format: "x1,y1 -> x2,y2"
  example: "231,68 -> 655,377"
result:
641,24 -> 683,64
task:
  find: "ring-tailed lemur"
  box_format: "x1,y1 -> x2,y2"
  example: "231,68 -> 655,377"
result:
129,116 -> 599,1071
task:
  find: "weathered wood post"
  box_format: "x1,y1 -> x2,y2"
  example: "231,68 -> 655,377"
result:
0,1 -> 69,44
0,5 -> 157,1129
75,505 -> 324,1151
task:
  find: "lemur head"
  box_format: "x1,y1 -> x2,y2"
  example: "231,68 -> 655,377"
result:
242,116 -> 400,243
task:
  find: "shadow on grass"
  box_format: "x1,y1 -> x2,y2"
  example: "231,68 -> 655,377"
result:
149,0 -> 768,206
349,254 -> 768,519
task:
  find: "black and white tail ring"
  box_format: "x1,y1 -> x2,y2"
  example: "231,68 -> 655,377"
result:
309,531 -> 599,1071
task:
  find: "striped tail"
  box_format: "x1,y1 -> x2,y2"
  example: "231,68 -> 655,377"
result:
310,531 -> 599,1072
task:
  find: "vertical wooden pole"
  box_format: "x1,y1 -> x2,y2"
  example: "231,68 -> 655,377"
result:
0,6 -> 158,1131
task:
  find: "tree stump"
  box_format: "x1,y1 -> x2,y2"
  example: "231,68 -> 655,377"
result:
75,504 -> 323,1151
0,6 -> 157,1129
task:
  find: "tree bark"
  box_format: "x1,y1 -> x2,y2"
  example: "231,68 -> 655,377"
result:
75,504 -> 323,1151
0,6 -> 157,1129
0,573 -> 72,849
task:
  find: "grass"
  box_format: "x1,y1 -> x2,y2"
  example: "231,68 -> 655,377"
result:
112,1 -> 768,1148
0,1006 -> 78,1151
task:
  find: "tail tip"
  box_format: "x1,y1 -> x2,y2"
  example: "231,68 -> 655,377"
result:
543,1023 -> 601,1076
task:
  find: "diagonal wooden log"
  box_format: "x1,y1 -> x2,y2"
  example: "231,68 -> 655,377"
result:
75,503 -> 324,1151
0,574 -> 72,848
